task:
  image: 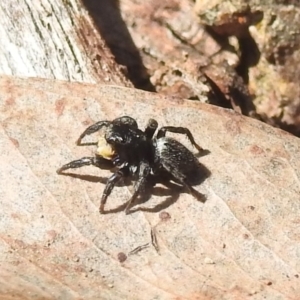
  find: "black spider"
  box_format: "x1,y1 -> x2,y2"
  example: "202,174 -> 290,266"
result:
57,116 -> 207,214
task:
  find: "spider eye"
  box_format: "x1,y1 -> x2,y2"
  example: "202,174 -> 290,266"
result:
107,135 -> 125,144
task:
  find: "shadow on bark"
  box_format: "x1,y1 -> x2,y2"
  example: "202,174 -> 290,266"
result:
82,0 -> 155,91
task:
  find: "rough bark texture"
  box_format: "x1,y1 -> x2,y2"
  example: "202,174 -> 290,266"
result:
248,2 -> 300,136
194,0 -> 300,135
0,0 -> 131,86
117,0 -> 259,112
118,0 -> 300,134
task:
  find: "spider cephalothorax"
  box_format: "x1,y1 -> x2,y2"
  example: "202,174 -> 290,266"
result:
57,116 -> 207,214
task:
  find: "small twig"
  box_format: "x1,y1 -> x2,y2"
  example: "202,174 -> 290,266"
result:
151,227 -> 159,253
128,243 -> 150,256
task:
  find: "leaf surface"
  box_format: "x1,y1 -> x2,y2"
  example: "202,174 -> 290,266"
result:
0,76 -> 300,299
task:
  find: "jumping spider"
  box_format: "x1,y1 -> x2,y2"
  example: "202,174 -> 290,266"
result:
57,116 -> 207,214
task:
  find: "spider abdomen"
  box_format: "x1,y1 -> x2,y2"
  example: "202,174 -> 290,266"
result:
155,137 -> 200,181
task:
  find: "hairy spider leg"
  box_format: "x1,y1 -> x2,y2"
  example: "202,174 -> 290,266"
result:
76,121 -> 111,145
100,167 -> 128,214
144,118 -> 158,139
156,126 -> 203,152
56,157 -> 107,174
125,161 -> 151,214
159,160 -> 206,203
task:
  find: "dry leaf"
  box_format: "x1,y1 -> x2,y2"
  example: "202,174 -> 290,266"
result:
1,76 -> 300,299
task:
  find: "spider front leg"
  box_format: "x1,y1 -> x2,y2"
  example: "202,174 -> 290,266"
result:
100,167 -> 128,214
125,161 -> 151,214
157,126 -> 203,152
56,156 -> 110,174
76,121 -> 111,145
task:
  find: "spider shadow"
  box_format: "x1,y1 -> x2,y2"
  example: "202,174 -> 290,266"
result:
127,161 -> 211,214
97,178 -> 184,215
195,148 -> 211,159
128,181 -> 182,214
59,171 -> 183,214
58,152 -> 211,214
58,170 -> 133,214
58,171 -> 134,189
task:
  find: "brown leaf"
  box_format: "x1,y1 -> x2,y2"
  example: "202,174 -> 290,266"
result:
1,76 -> 300,299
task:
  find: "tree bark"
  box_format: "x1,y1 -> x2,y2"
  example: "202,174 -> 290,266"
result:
0,0 -> 131,86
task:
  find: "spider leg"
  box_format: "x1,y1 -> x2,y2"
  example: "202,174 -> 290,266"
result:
56,156 -> 109,174
144,118 -> 158,139
76,121 -> 111,145
183,182 -> 206,203
160,162 -> 206,203
125,161 -> 151,214
100,167 -> 128,214
156,126 -> 203,152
